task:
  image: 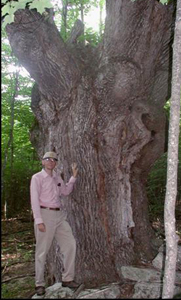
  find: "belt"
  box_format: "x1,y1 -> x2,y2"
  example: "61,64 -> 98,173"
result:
40,206 -> 60,211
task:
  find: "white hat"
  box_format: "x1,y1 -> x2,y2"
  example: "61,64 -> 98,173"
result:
43,151 -> 58,161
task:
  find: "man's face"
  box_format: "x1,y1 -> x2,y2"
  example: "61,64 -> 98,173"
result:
42,158 -> 57,170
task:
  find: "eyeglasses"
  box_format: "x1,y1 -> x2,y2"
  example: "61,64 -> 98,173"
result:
43,158 -> 57,162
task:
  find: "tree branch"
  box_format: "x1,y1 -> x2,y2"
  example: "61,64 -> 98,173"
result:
6,9 -> 80,102
101,0 -> 174,106
2,273 -> 35,283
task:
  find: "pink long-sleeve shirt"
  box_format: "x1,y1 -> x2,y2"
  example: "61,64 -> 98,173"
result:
30,169 -> 76,225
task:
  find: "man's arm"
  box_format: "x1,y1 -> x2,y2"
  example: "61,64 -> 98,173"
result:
58,163 -> 78,196
30,175 -> 44,225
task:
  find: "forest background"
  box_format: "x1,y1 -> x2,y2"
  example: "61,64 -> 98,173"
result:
1,0 -> 181,298
1,0 -> 181,222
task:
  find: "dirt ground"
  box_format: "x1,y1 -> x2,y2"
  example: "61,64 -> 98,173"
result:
1,209 -> 181,299
1,213 -> 36,299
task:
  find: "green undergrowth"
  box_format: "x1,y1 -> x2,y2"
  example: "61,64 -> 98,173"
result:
1,214 -> 35,299
2,277 -> 35,299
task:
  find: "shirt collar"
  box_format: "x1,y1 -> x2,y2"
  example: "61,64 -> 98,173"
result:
41,169 -> 57,178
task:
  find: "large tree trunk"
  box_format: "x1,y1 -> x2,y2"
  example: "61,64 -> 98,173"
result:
6,0 -> 175,285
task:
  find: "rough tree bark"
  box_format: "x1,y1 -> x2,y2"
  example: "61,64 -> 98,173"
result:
6,0 -> 175,285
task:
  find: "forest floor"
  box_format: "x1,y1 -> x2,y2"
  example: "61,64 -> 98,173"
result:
1,208 -> 181,299
1,211 -> 36,299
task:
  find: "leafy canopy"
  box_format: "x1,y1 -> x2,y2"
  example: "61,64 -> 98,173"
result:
1,0 -> 53,28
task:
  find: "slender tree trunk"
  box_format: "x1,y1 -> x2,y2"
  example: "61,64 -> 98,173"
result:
99,0 -> 104,37
1,70 -> 19,218
80,2 -> 84,24
61,0 -> 68,39
162,0 -> 181,298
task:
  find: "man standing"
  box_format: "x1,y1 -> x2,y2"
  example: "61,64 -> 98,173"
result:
30,151 -> 79,296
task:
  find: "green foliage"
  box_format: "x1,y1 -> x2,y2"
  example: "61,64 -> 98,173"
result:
147,101 -> 181,220
55,0 -> 105,44
1,216 -> 35,298
147,152 -> 168,218
1,0 -> 53,28
78,27 -> 101,46
1,32 -> 40,218
2,0 -> 106,46
2,95 -> 41,217
160,0 -> 168,3
173,293 -> 181,299
1,271 -> 35,299
2,284 -> 18,299
29,0 -> 53,14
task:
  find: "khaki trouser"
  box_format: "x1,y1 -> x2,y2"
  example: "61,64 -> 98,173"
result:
34,208 -> 76,287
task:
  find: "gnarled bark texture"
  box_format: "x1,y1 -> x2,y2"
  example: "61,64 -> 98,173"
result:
6,0 -> 175,285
